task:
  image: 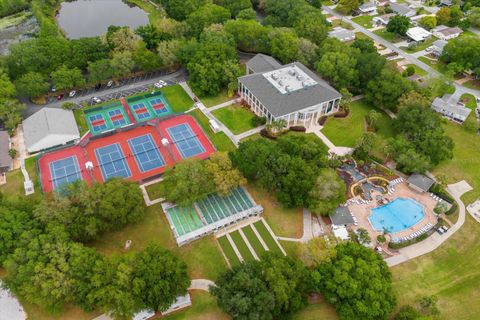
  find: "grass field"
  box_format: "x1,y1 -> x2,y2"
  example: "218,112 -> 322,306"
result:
145,181 -> 163,200
74,108 -> 88,136
242,226 -> 267,257
418,56 -> 449,74
401,37 -> 437,53
247,183 -> 303,238
392,216 -> 480,319
161,84 -> 194,113
191,109 -> 236,152
91,204 -> 227,280
460,93 -> 478,109
463,79 -> 480,90
322,99 -> 394,150
292,299 -> 339,320
218,236 -> 241,266
351,15 -> 373,28
211,104 -> 257,134
198,89 -> 232,108
230,230 -> 255,261
253,221 -> 283,254
373,28 -> 403,43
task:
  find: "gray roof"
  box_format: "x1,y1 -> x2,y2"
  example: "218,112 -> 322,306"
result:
328,27 -> 356,41
390,3 -> 414,16
431,97 -> 472,119
0,131 -> 11,170
432,39 -> 447,51
436,26 -> 462,37
407,173 -> 435,192
331,206 -> 355,226
23,108 -> 80,153
359,2 -> 377,10
246,53 -> 282,74
239,59 -> 341,117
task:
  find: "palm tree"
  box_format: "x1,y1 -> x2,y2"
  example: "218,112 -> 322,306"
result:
366,110 -> 380,130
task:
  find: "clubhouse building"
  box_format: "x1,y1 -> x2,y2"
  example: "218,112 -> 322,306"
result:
238,54 -> 342,128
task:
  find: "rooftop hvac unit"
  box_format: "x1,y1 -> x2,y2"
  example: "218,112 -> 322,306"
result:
271,73 -> 278,80
278,80 -> 284,86
297,75 -> 305,81
288,68 -> 297,76
285,85 -> 292,92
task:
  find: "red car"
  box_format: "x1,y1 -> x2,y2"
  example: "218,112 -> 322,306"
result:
56,94 -> 64,100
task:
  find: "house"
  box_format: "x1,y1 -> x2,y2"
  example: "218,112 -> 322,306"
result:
431,97 -> 472,123
238,54 -> 342,128
432,25 -> 463,40
373,13 -> 396,25
22,108 -> 80,153
429,39 -> 448,56
407,173 -> 435,193
438,0 -> 452,6
0,131 -> 12,174
328,27 -> 356,42
359,2 -> 377,14
331,206 -> 355,227
245,53 -> 282,75
390,3 -> 416,17
406,26 -> 432,42
374,0 -> 390,6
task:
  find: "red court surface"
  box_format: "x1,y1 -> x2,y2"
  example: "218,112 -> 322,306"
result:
37,114 -> 215,192
37,146 -> 92,193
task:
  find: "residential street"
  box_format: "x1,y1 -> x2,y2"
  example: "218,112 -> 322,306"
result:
322,6 -> 480,101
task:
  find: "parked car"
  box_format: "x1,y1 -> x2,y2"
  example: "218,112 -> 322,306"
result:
106,80 -> 114,88
56,94 -> 64,100
51,87 -> 57,92
441,226 -> 449,233
154,80 -> 166,88
69,90 -> 76,97
436,227 -> 445,235
95,83 -> 102,91
91,96 -> 102,103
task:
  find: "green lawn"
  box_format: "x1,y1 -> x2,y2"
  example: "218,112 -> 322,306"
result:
460,93 -> 478,109
230,230 -> 255,261
145,181 -> 163,200
91,204 -> 227,280
218,236 -> 241,266
463,79 -> 480,90
211,104 -> 257,135
253,221 -> 283,254
191,109 -> 236,152
322,99 -> 395,150
373,28 -> 403,43
401,37 -> 438,53
0,169 -> 25,196
404,64 -> 428,76
242,225 -> 267,258
418,56 -> 449,74
198,89 -> 232,108
292,299 -> 339,320
351,15 -> 373,28
331,19 -> 353,30
161,84 -> 194,113
392,216 -> 480,319
74,109 -> 88,136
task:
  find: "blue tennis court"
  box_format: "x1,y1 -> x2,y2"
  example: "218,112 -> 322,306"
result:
89,114 -> 108,132
49,156 -> 82,190
131,103 -> 151,119
95,143 -> 131,181
128,134 -> 165,172
108,109 -> 127,127
167,123 -> 205,159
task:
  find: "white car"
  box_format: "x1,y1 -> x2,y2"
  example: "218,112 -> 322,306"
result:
154,82 -> 164,88
91,97 -> 102,103
106,80 -> 114,87
69,90 -> 76,97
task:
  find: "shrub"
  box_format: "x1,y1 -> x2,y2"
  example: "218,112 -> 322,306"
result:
429,183 -> 454,203
8,148 -> 17,159
260,128 -> 277,139
389,233 -> 429,249
318,116 -> 327,125
406,65 -> 415,76
62,102 -> 76,110
251,116 -> 267,126
289,126 -> 306,132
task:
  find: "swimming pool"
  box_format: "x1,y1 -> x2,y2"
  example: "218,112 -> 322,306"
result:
369,198 -> 425,233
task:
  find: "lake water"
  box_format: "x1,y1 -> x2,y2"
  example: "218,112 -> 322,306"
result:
56,0 -> 149,39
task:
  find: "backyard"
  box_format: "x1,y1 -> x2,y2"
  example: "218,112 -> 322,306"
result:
211,104 -> 258,134
351,15 -> 373,29
373,28 -> 403,43
321,99 -> 395,154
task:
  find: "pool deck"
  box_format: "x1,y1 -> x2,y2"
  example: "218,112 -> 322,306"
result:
348,183 -> 438,242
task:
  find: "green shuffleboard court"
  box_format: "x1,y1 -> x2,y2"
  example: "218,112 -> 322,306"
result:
218,236 -> 241,266
242,225 -> 267,258
166,206 -> 204,236
253,221 -> 283,254
230,231 -> 255,261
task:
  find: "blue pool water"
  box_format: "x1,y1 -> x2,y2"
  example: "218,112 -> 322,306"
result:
369,198 -> 425,233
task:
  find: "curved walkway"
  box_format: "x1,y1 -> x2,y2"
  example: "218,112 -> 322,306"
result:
385,180 -> 471,267
189,279 -> 215,291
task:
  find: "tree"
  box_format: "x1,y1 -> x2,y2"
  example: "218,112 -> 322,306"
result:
316,48 -> 359,90
293,11 -> 328,45
395,305 -> 422,320
352,38 -> 377,53
354,132 -> 377,159
222,0 -> 252,16
135,24 -> 164,50
160,159 -> 215,206
299,236 -> 338,267
87,59 -> 114,84
337,0 -> 360,14
236,7 -> 257,20
448,5 -> 463,26
0,69 -> 16,98
468,7 -> 480,28
107,27 -> 139,53
163,0 -> 208,20
15,72 -> 50,98
110,52 -> 135,77
365,68 -> 413,111
270,29 -> 299,64
355,228 -> 371,245
308,169 -> 347,215
366,109 -> 381,130
313,242 -> 396,320
436,7 -> 451,25
133,244 -> 190,312
186,3 -> 231,37
356,52 -> 386,90
418,16 -> 437,30
339,88 -> 353,110
133,42 -> 162,71
387,15 -> 411,36
205,152 -> 246,196
50,65 -> 85,91
441,37 -> 480,75
224,19 -> 271,53
157,39 -> 181,68
0,98 -> 25,132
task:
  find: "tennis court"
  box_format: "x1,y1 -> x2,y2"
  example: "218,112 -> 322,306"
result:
131,102 -> 152,120
49,156 -> 82,190
94,143 -> 131,181
128,134 -> 165,173
88,114 -> 108,133
85,104 -> 130,135
166,123 -> 205,159
165,206 -> 204,236
147,95 -> 172,117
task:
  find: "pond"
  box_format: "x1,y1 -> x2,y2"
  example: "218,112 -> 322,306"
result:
56,0 -> 149,39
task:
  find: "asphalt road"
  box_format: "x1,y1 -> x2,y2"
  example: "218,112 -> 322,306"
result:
322,6 -> 480,101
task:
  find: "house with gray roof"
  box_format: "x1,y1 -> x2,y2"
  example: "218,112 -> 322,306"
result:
331,206 -> 355,226
359,2 -> 377,13
407,173 -> 435,193
238,54 -> 342,128
0,131 -> 12,174
431,97 -> 472,123
328,27 -> 356,42
245,53 -> 282,75
430,39 -> 447,57
23,108 -> 80,153
389,3 -> 416,17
